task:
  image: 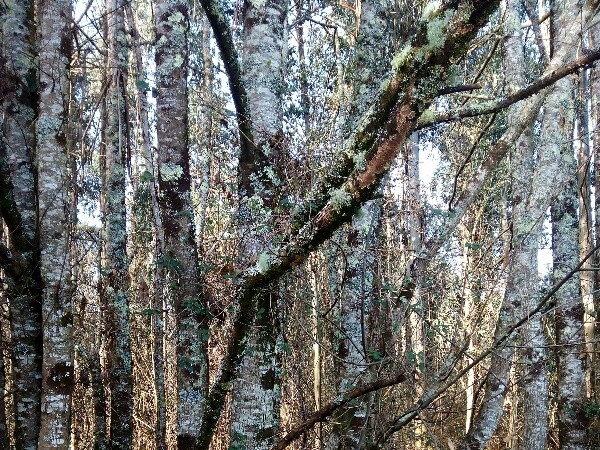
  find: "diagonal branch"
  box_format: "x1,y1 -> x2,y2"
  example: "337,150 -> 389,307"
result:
197,0 -> 255,158
368,240 -> 600,449
418,47 -> 600,129
271,372 -> 407,450
196,1 -> 499,448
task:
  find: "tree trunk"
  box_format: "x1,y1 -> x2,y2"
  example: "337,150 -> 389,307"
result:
100,1 -> 134,447
155,0 -> 209,446
0,0 -> 43,447
36,0 -> 74,447
229,0 -> 288,448
549,1 -> 588,448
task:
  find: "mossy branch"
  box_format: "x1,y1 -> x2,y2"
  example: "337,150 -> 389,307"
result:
197,0 -> 255,160
195,1 -> 499,447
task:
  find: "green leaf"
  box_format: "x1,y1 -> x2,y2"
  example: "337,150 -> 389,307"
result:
140,170 -> 154,182
136,79 -> 150,91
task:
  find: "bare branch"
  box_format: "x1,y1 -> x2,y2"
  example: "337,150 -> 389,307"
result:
417,48 -> 600,129
271,372 -> 407,450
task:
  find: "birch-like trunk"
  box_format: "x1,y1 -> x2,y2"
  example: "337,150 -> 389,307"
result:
549,1 -> 588,448
155,1 -> 208,446
230,0 -> 287,447
0,0 -> 43,447
100,1 -> 134,447
463,1 -> 545,447
36,0 -> 74,447
325,2 -> 393,447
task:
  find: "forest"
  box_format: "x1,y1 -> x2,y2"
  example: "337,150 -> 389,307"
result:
1,0 -> 600,448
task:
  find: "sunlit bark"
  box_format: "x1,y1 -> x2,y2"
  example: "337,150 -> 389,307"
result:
99,1 -> 134,448
0,0 -> 43,447
36,0 -> 74,447
229,0 -> 288,448
155,0 -> 208,446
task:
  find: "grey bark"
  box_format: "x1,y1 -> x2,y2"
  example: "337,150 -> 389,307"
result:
100,1 -> 134,447
0,0 -> 43,448
36,0 -> 74,447
154,0 -> 209,447
229,0 -> 288,448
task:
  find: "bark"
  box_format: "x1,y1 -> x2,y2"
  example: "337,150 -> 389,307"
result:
325,1 -> 393,448
592,17 -> 600,404
327,202 -> 382,450
126,3 -> 169,447
576,69 -> 595,399
36,0 -> 74,447
100,1 -> 134,447
229,0 -> 287,448
197,2 -> 599,446
155,0 -> 208,446
549,1 -> 588,448
0,0 -> 43,447
463,1 -> 549,447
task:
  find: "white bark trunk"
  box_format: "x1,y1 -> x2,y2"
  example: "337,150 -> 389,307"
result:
36,0 -> 74,447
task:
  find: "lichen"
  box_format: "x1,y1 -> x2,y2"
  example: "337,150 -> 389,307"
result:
424,9 -> 454,53
330,187 -> 352,211
256,252 -> 272,273
421,0 -> 441,20
160,163 -> 184,181
392,44 -> 412,71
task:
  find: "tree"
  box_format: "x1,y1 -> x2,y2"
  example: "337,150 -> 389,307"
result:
2,0 -> 600,448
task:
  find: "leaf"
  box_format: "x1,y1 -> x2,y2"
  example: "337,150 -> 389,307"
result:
140,170 -> 154,182
136,79 -> 150,91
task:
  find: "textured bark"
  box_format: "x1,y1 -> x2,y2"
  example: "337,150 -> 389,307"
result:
0,0 -> 43,448
36,0 -> 74,447
196,4 -> 509,446
592,18 -> 600,403
463,1 -> 548,447
155,0 -> 208,446
229,0 -> 287,448
325,2 -> 393,448
575,69 -> 595,399
100,1 -> 134,447
327,203 -> 382,450
549,2 -> 589,449
128,2 -> 168,447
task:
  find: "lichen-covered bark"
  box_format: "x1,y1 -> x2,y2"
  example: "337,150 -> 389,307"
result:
155,1 -> 208,446
462,1 -> 547,447
548,2 -> 588,448
0,0 -> 43,448
327,202 -> 381,450
36,0 -> 74,447
197,3 -> 502,446
230,0 -> 287,447
99,1 -> 134,447
325,2 -> 393,447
